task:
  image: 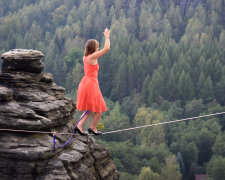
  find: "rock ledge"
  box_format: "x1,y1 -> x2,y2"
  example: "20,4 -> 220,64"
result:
1,49 -> 45,73
1,49 -> 44,60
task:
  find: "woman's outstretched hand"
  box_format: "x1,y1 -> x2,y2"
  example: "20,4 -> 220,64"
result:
103,28 -> 110,38
88,28 -> 110,60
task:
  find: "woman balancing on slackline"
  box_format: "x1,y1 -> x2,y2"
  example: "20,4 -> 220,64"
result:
75,28 -> 110,136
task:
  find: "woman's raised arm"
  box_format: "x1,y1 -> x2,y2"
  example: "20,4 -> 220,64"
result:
88,28 -> 110,60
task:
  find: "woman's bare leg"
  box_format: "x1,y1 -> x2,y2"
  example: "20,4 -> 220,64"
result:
77,111 -> 92,132
90,112 -> 102,132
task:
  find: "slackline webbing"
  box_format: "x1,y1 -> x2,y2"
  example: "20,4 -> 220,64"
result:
0,111 -> 225,153
0,111 -> 225,136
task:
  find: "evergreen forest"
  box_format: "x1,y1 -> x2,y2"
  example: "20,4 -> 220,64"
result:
1,0 -> 225,179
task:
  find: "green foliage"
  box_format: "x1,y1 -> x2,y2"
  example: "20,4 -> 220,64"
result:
149,157 -> 161,173
1,0 -> 224,107
149,68 -> 164,104
177,71 -> 194,104
1,0 -> 225,179
120,96 -> 139,123
197,128 -> 214,165
207,156 -> 225,180
141,74 -> 151,105
101,140 -> 149,174
100,102 -> 131,142
177,152 -> 185,175
98,140 -> 171,177
134,107 -> 167,147
160,155 -> 182,180
138,167 -> 160,180
120,172 -> 137,180
184,99 -> 206,117
212,132 -> 225,157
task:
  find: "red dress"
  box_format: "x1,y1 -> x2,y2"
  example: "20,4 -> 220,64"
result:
76,56 -> 107,112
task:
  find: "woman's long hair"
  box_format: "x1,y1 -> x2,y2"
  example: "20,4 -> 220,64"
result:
84,39 -> 99,56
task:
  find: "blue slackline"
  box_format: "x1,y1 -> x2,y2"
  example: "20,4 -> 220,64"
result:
52,110 -> 90,153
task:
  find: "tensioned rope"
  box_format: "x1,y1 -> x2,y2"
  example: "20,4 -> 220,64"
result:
0,110 -> 91,154
102,111 -> 225,135
0,111 -> 225,153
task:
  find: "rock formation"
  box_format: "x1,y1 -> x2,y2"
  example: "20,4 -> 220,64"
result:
0,49 -> 119,180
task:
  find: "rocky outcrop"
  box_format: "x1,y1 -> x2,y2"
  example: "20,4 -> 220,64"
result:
0,49 -> 119,180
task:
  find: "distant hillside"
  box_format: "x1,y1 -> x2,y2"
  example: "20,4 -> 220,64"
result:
1,1 -> 225,179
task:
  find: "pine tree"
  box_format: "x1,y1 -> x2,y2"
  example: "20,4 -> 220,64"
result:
197,72 -> 205,98
202,76 -> 214,101
178,71 -> 194,104
114,60 -> 129,100
215,75 -> 225,105
219,30 -> 225,49
148,68 -> 164,104
166,70 -> 177,101
141,74 -> 151,105
177,152 -> 185,175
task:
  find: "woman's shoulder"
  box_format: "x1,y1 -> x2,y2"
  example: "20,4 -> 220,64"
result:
85,55 -> 98,66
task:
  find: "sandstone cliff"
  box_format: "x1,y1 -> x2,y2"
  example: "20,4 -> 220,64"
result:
0,49 -> 119,180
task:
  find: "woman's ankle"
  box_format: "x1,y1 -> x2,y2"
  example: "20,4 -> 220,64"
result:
90,126 -> 97,131
77,124 -> 83,131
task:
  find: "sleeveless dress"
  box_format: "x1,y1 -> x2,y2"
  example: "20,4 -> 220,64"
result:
76,56 -> 107,112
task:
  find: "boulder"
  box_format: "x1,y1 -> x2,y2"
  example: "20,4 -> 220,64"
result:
1,49 -> 45,73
